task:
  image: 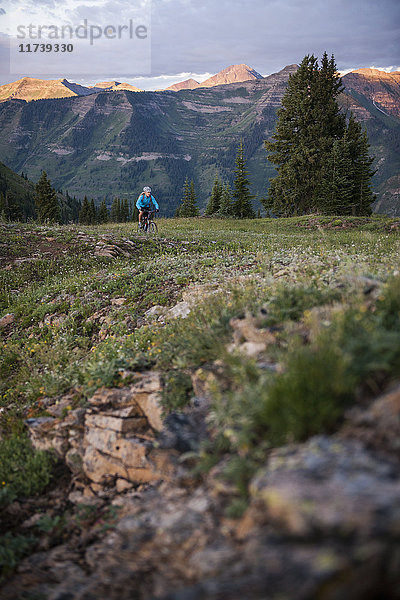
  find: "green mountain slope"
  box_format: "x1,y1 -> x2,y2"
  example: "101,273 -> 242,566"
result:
0,65 -> 399,216
0,160 -> 81,222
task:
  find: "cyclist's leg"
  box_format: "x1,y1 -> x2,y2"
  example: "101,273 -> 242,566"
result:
143,211 -> 150,231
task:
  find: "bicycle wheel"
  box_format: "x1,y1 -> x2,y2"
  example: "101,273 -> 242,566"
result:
149,221 -> 158,233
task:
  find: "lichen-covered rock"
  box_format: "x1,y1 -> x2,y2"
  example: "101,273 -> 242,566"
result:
249,436 -> 400,538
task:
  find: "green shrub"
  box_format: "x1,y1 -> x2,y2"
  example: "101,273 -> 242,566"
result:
257,344 -> 355,444
0,434 -> 56,505
261,284 -> 340,326
0,533 -> 37,581
161,371 -> 193,412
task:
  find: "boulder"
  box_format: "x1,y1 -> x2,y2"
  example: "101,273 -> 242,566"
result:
249,436 -> 400,539
145,305 -> 167,319
0,313 -> 15,327
163,301 -> 191,320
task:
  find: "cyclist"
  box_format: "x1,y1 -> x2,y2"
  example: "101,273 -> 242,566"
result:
136,186 -> 159,228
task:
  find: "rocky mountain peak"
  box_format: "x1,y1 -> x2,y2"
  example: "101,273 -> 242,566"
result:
198,63 -> 263,88
165,78 -> 200,92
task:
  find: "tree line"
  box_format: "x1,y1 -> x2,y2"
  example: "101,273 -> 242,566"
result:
3,54 -> 376,223
177,52 -> 376,219
176,140 -> 256,218
78,196 -> 139,224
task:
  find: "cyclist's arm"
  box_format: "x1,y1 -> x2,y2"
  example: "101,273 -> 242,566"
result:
151,195 -> 160,210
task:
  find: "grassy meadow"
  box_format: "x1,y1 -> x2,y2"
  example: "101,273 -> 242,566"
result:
1,214 -> 400,522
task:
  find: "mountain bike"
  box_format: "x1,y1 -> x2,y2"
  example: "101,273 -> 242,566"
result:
138,210 -> 158,233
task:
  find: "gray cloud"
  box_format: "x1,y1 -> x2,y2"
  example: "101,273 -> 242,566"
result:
150,0 -> 400,75
0,0 -> 399,85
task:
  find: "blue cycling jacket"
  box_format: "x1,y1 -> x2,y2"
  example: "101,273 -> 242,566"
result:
136,193 -> 159,211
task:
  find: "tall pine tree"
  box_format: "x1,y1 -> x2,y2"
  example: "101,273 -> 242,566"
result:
205,173 -> 222,215
232,141 -> 255,218
121,198 -> 130,222
220,183 -> 232,216
79,196 -> 90,224
98,199 -> 109,223
110,198 -> 121,222
35,171 -> 61,223
319,136 -> 354,214
265,53 -> 346,215
178,178 -> 199,217
89,198 -> 97,224
346,114 -> 376,215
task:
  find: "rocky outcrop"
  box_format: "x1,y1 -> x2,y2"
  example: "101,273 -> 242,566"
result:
343,68 -> 400,119
6,433 -> 400,600
94,237 -> 138,258
249,436 -> 400,538
26,373 -> 177,489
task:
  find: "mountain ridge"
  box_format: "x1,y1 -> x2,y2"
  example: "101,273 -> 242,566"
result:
1,64 -> 398,102
0,63 -> 265,102
0,64 -> 399,215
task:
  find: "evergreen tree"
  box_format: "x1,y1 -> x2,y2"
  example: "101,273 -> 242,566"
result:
79,196 -> 90,224
35,171 -> 61,223
0,191 -> 8,221
232,141 -> 255,218
178,178 -> 199,217
98,199 -> 109,223
6,191 -> 22,222
220,183 -> 232,216
346,114 -> 376,215
110,197 -> 121,222
319,136 -> 354,214
89,198 -> 96,224
205,173 -> 222,215
188,180 -> 199,216
265,53 -> 345,215
121,198 -> 130,222
132,203 -> 139,222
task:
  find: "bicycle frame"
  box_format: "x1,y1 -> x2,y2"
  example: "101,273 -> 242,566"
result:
139,210 -> 158,233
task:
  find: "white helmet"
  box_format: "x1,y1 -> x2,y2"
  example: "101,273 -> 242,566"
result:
143,186 -> 151,193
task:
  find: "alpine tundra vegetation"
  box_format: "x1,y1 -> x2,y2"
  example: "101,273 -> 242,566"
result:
1,214 -> 400,598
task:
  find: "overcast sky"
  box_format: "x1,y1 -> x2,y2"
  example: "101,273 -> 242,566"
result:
0,0 -> 399,88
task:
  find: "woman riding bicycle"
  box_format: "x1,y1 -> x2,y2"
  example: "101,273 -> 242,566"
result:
136,186 -> 159,229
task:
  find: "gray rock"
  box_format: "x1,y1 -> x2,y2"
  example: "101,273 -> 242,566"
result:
249,436 -> 400,539
164,301 -> 191,320
0,313 -> 15,327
